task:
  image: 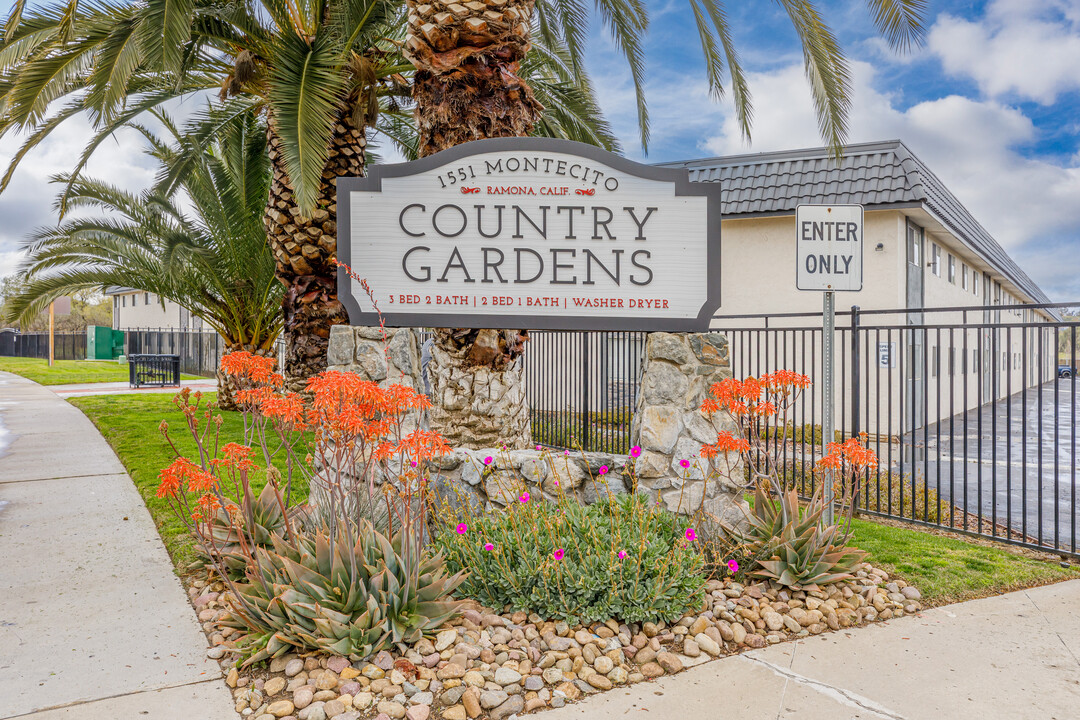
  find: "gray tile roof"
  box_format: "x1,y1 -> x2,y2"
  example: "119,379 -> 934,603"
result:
659,140 -> 1052,306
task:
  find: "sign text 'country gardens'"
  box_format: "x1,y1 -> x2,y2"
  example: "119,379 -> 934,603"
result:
336,138 -> 722,331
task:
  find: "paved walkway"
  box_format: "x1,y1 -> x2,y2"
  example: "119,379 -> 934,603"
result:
0,372 -> 233,719
3,371 -> 1079,719
49,378 -> 217,399
547,578 -> 1080,720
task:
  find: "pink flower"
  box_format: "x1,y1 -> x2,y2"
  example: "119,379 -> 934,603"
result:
456,523 -> 468,534
554,480 -> 560,487
410,460 -> 418,467
684,528 -> 697,542
564,450 -> 570,456
553,548 -> 565,560
630,445 -> 642,458
617,550 -> 627,559
727,559 -> 739,573
483,456 -> 493,465
519,492 -> 530,504
598,465 -> 609,475
536,445 -> 542,451
679,459 -> 690,469
484,543 -> 494,551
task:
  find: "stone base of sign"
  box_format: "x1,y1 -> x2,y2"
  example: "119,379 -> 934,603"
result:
323,325 -> 747,530
629,332 -> 747,528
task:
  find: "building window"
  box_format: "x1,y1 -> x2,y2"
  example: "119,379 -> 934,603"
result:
948,254 -> 956,284
973,276 -> 979,296
145,292 -> 150,304
994,281 -> 1001,304
931,243 -> 941,276
121,295 -> 126,307
908,227 -> 920,266
962,263 -> 969,290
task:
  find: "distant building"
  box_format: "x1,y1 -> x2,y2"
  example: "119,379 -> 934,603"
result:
103,288 -> 203,332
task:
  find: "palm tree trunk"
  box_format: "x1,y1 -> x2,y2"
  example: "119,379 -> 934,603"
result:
264,109 -> 366,391
406,0 -> 542,449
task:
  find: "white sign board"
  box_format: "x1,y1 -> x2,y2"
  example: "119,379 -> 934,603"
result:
795,204 -> 864,291
878,341 -> 896,368
337,137 -> 722,331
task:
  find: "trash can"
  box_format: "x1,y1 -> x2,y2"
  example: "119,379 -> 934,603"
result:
128,354 -> 181,388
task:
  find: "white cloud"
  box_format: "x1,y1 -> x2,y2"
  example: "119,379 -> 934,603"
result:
928,0 -> 1080,104
0,109 -> 183,281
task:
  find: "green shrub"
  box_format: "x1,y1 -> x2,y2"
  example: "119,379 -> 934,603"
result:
435,493 -> 705,625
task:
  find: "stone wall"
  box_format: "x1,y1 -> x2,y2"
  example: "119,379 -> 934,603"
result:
324,326 -> 746,529
629,332 -> 746,527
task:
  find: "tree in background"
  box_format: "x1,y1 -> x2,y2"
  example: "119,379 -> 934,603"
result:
0,0 -> 619,391
0,278 -> 111,331
405,0 -> 926,447
2,111 -> 282,406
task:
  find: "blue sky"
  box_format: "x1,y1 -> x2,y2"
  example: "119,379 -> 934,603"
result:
1,0 -> 1078,300
581,0 -> 1080,301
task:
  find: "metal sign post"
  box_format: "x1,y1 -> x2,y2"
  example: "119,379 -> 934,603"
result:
795,204 -> 864,526
821,291 -> 835,524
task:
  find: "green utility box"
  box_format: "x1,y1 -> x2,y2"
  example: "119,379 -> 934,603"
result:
87,325 -> 124,360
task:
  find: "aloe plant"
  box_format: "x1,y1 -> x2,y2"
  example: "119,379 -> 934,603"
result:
198,484 -> 303,575
223,522 -> 465,665
736,484 -> 867,592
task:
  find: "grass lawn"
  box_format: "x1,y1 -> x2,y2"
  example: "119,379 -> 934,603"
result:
0,357 -> 202,385
71,392 -> 1079,603
69,392 -> 307,569
850,517 -> 1080,605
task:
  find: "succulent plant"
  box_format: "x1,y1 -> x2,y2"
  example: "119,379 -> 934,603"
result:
222,521 -> 465,665
198,484 -> 303,575
735,484 -> 866,591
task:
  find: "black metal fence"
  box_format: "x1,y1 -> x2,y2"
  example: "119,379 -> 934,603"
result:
0,331 -> 86,360
525,331 -> 647,454
713,302 -> 1079,557
125,329 -> 225,377
526,303 -> 1080,558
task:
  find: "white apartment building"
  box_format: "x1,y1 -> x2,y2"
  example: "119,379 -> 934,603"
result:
530,141 -> 1059,437
104,287 -> 203,332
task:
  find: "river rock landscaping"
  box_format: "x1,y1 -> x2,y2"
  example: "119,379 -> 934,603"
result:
158,354 -> 923,720
190,561 -> 921,720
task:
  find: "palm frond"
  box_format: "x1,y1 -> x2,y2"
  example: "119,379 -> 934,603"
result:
866,0 -> 926,53
137,0 -> 194,74
268,29 -> 348,213
777,0 -> 851,156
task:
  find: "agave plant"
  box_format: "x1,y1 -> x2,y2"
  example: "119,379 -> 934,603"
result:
735,484 -> 867,592
198,484 -> 305,576
222,522 -> 465,665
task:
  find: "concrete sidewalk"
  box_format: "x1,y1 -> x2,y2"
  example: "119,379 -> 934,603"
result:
50,378 -> 217,399
0,372 -> 233,719
548,578 -> 1080,720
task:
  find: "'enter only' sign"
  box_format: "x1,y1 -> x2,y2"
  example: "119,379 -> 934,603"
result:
795,204 -> 864,292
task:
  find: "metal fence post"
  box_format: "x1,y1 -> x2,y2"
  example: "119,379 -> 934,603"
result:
850,306 -> 861,437
850,305 -> 861,513
581,332 -> 591,452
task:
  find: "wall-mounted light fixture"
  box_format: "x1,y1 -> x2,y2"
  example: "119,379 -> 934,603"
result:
875,243 -> 884,252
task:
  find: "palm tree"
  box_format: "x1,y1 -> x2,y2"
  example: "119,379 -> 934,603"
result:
405,0 -> 926,448
0,0 -> 622,391
2,110 -> 282,407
